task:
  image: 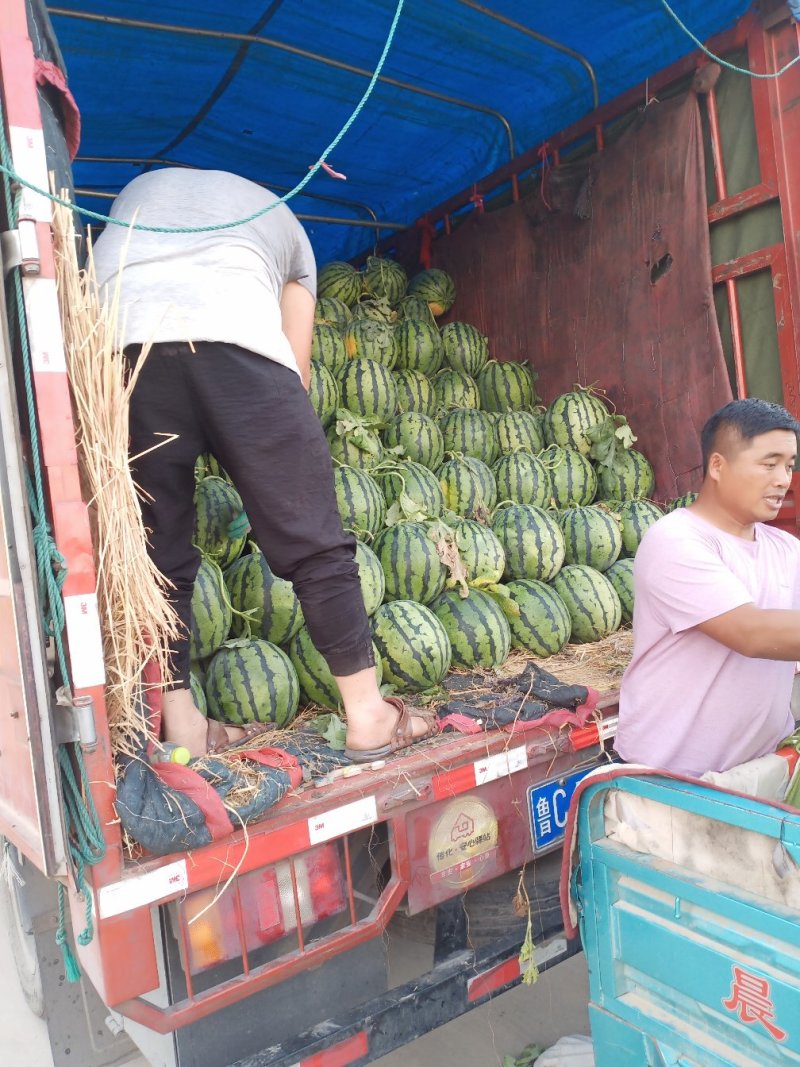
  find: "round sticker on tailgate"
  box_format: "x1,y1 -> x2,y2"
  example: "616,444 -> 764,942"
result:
428,798 -> 499,888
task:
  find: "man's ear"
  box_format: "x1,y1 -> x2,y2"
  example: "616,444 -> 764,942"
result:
706,451 -> 725,483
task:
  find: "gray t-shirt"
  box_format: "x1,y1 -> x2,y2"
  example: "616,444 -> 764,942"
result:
91,169 -> 316,374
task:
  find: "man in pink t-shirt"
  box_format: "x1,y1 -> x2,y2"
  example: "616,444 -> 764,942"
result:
617,397 -> 800,776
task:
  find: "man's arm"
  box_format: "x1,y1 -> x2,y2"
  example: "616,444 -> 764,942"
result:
697,604 -> 800,659
280,280 -> 315,389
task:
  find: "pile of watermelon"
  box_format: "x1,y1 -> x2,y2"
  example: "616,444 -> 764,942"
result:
187,258 -> 697,729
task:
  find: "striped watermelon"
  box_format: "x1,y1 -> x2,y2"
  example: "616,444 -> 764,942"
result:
225,550 -> 304,644
463,456 -> 498,512
343,319 -> 398,368
315,297 -> 352,331
206,639 -> 299,726
333,466 -> 386,540
308,361 -> 339,427
491,504 -> 566,582
193,476 -> 247,569
311,323 -> 348,375
194,452 -> 228,482
559,506 -> 622,572
372,600 -> 452,691
394,368 -> 438,417
351,296 -> 397,324
317,261 -> 362,307
613,499 -> 663,556
362,256 -> 407,304
376,461 -> 445,521
437,457 -> 490,518
476,360 -> 536,412
605,558 -> 634,624
452,519 -> 506,586
397,295 -> 437,326
440,322 -> 489,376
354,540 -> 386,616
493,451 -> 550,508
541,445 -> 597,507
407,268 -> 456,317
433,370 -> 480,412
394,320 -> 444,376
438,408 -> 498,464
287,626 -> 384,710
543,389 -> 609,455
383,412 -> 444,469
373,522 -> 447,605
338,357 -> 398,422
597,449 -> 655,501
327,423 -> 384,469
666,492 -> 698,511
190,669 -> 208,716
494,411 -> 545,455
430,589 -> 511,669
551,565 -> 622,643
505,579 -> 572,656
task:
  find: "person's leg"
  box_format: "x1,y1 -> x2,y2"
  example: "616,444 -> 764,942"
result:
189,344 -> 434,753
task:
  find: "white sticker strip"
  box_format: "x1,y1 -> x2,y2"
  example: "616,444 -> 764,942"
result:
98,860 -> 188,919
598,715 -> 619,741
474,745 -> 528,787
308,796 -> 378,845
23,277 -> 67,372
9,126 -> 51,222
63,593 -> 106,688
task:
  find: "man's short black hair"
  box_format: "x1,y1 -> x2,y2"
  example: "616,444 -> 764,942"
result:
701,398 -> 800,472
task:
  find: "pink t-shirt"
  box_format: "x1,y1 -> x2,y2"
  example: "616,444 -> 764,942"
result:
616,508 -> 799,776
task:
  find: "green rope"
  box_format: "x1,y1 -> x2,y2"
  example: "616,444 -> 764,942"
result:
0,0 -> 405,234
660,0 -> 800,79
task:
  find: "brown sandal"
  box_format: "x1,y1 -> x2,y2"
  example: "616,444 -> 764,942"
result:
206,719 -> 275,755
343,696 -> 439,764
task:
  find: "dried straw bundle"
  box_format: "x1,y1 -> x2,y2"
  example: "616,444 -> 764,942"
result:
53,202 -> 180,757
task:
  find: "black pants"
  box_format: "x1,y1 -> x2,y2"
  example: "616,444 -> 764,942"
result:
127,341 -> 374,688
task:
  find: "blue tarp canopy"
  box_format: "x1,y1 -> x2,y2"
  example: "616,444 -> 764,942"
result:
50,0 -> 750,263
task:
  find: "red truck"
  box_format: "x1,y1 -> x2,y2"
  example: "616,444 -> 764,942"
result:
0,2 -> 798,1065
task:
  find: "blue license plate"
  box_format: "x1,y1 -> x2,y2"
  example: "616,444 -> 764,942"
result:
528,767 -> 595,852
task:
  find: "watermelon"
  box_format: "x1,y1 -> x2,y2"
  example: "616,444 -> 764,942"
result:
597,449 -> 655,501
308,360 -> 339,427
551,565 -> 622,643
440,322 -> 489,376
193,476 -> 247,569
394,320 -> 444,376
225,550 -> 304,644
433,369 -> 480,412
317,261 -> 362,307
666,491 -> 698,511
394,368 -> 438,417
206,639 -> 299,726
333,466 -> 386,540
362,256 -> 407,304
438,408 -> 498,464
397,295 -> 436,326
383,412 -> 444,469
541,445 -> 597,507
476,360 -> 536,412
463,456 -> 498,512
354,540 -> 386,616
493,451 -> 550,508
288,626 -> 384,710
372,601 -> 452,691
437,457 -> 490,518
430,589 -> 511,669
407,268 -> 456,317
314,297 -> 352,331
605,558 -> 634,624
505,579 -> 572,656
190,670 -> 208,716
543,389 -> 609,455
338,357 -> 397,422
194,452 -> 228,482
494,411 -> 545,455
311,323 -> 348,375
559,506 -> 623,572
327,422 -> 384,469
343,319 -> 397,368
373,522 -> 447,605
491,504 -> 566,582
376,461 -> 445,521
452,519 -> 506,586
612,499 -> 663,556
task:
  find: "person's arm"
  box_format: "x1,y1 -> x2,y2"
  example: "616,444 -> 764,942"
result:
697,604 -> 800,660
280,280 -> 315,389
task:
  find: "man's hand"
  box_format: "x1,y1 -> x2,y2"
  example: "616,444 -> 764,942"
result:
697,603 -> 800,659
280,280 -> 315,389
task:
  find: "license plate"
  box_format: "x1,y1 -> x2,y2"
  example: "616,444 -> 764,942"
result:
528,767 -> 595,852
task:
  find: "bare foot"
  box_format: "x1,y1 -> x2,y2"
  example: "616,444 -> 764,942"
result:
344,697 -> 435,754
161,688 -> 248,758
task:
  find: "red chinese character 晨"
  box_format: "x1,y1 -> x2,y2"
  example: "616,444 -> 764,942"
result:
722,966 -> 787,1041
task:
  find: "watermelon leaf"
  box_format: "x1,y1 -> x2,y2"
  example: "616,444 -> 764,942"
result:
587,415 -> 637,472
430,523 -> 470,597
482,583 -> 522,618
312,712 -> 347,750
